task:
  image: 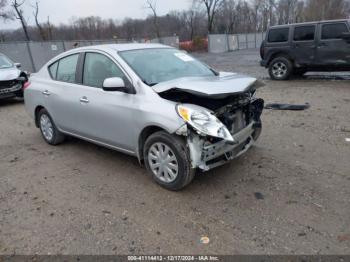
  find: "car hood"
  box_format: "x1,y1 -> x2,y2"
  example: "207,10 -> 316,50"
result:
0,67 -> 21,81
152,72 -> 261,98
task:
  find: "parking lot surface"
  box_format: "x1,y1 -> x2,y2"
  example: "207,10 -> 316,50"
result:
0,49 -> 349,255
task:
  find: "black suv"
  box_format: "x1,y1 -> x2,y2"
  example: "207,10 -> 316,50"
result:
260,19 -> 350,80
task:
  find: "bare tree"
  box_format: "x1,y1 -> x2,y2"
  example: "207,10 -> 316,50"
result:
11,0 -> 30,41
146,0 -> 160,38
47,16 -> 52,40
303,0 -> 350,21
183,1 -> 201,40
0,0 -> 13,20
198,0 -> 223,33
32,1 -> 46,40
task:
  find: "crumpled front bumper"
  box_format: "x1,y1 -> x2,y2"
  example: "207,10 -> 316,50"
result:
188,121 -> 260,171
185,98 -> 264,171
0,78 -> 25,99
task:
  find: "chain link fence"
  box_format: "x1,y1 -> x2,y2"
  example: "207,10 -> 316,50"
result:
208,32 -> 266,53
0,36 -> 179,72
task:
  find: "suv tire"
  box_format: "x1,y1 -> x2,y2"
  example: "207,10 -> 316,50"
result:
269,57 -> 293,80
38,108 -> 65,145
144,131 -> 195,191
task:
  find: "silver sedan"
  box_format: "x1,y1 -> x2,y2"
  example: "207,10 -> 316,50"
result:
24,44 -> 264,190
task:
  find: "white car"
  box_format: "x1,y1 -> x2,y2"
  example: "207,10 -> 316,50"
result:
0,53 -> 28,100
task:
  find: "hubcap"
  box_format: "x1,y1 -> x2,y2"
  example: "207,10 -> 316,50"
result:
40,114 -> 54,141
148,142 -> 179,183
272,62 -> 288,78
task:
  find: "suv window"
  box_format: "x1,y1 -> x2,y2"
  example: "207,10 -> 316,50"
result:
55,54 -> 79,83
268,28 -> 289,43
294,25 -> 315,41
321,23 -> 349,40
83,52 -> 126,88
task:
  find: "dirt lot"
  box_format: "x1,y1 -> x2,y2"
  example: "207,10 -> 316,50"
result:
0,49 -> 349,255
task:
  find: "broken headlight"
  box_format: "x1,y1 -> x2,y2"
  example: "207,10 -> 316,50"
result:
176,104 -> 234,142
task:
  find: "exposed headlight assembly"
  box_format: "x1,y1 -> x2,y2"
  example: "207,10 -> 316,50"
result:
176,105 -> 234,142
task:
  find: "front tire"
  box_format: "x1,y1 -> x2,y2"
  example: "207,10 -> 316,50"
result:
38,108 -> 65,145
269,57 -> 293,80
144,131 -> 195,191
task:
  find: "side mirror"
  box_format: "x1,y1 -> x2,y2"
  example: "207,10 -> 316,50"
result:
102,77 -> 126,92
341,32 -> 350,42
14,63 -> 21,68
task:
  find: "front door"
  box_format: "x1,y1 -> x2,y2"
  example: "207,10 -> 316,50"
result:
75,52 -> 139,152
316,22 -> 350,67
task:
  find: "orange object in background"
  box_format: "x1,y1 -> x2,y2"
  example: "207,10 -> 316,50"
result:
180,37 -> 208,52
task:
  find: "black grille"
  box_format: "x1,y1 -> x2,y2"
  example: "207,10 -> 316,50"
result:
0,80 -> 18,90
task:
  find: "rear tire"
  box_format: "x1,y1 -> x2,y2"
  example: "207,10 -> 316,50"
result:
38,108 -> 65,145
144,131 -> 195,191
269,57 -> 293,80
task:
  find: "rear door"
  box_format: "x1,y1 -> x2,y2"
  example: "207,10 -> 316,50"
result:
292,24 -> 317,65
45,53 -> 84,134
316,22 -> 350,66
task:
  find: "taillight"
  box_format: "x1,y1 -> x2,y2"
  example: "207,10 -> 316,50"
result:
23,81 -> 31,89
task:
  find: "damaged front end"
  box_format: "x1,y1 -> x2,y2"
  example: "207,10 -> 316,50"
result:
0,78 -> 24,99
187,97 -> 263,171
164,88 -> 264,171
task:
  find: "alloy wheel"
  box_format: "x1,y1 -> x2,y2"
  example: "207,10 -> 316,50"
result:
272,62 -> 288,78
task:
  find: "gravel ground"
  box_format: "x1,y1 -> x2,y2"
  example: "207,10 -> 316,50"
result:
0,49 -> 349,255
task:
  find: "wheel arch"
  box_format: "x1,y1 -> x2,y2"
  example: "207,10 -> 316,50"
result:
34,105 -> 45,128
137,125 -> 170,163
268,51 -> 294,66
19,71 -> 28,80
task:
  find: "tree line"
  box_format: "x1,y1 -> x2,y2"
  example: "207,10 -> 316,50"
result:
0,0 -> 349,42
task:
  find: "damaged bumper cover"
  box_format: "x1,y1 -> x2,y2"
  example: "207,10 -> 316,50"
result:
0,77 -> 25,99
188,121 -> 260,171
182,98 -> 264,171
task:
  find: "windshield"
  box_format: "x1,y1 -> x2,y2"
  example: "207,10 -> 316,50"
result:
119,48 -> 215,86
0,55 -> 14,69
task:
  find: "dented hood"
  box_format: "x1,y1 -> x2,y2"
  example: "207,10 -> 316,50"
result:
0,67 -> 21,81
152,72 -> 260,98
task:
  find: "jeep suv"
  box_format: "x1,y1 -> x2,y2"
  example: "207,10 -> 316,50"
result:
260,19 -> 350,80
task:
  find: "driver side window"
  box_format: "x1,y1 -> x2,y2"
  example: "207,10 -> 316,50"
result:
83,53 -> 126,88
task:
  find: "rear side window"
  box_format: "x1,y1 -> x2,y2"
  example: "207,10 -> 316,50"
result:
268,28 -> 289,43
49,62 -> 58,79
321,23 -> 349,39
55,54 -> 79,83
294,25 -> 315,41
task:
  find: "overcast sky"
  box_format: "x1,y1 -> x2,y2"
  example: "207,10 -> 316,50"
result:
1,0 -> 191,29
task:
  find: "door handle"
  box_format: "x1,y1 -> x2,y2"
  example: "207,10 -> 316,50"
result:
318,42 -> 328,48
80,97 -> 89,104
42,90 -> 51,96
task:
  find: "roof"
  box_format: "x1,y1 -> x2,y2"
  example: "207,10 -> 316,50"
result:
269,19 -> 350,29
72,43 -> 171,53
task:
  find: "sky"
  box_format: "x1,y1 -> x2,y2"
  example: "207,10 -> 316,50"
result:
1,0 -> 191,30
